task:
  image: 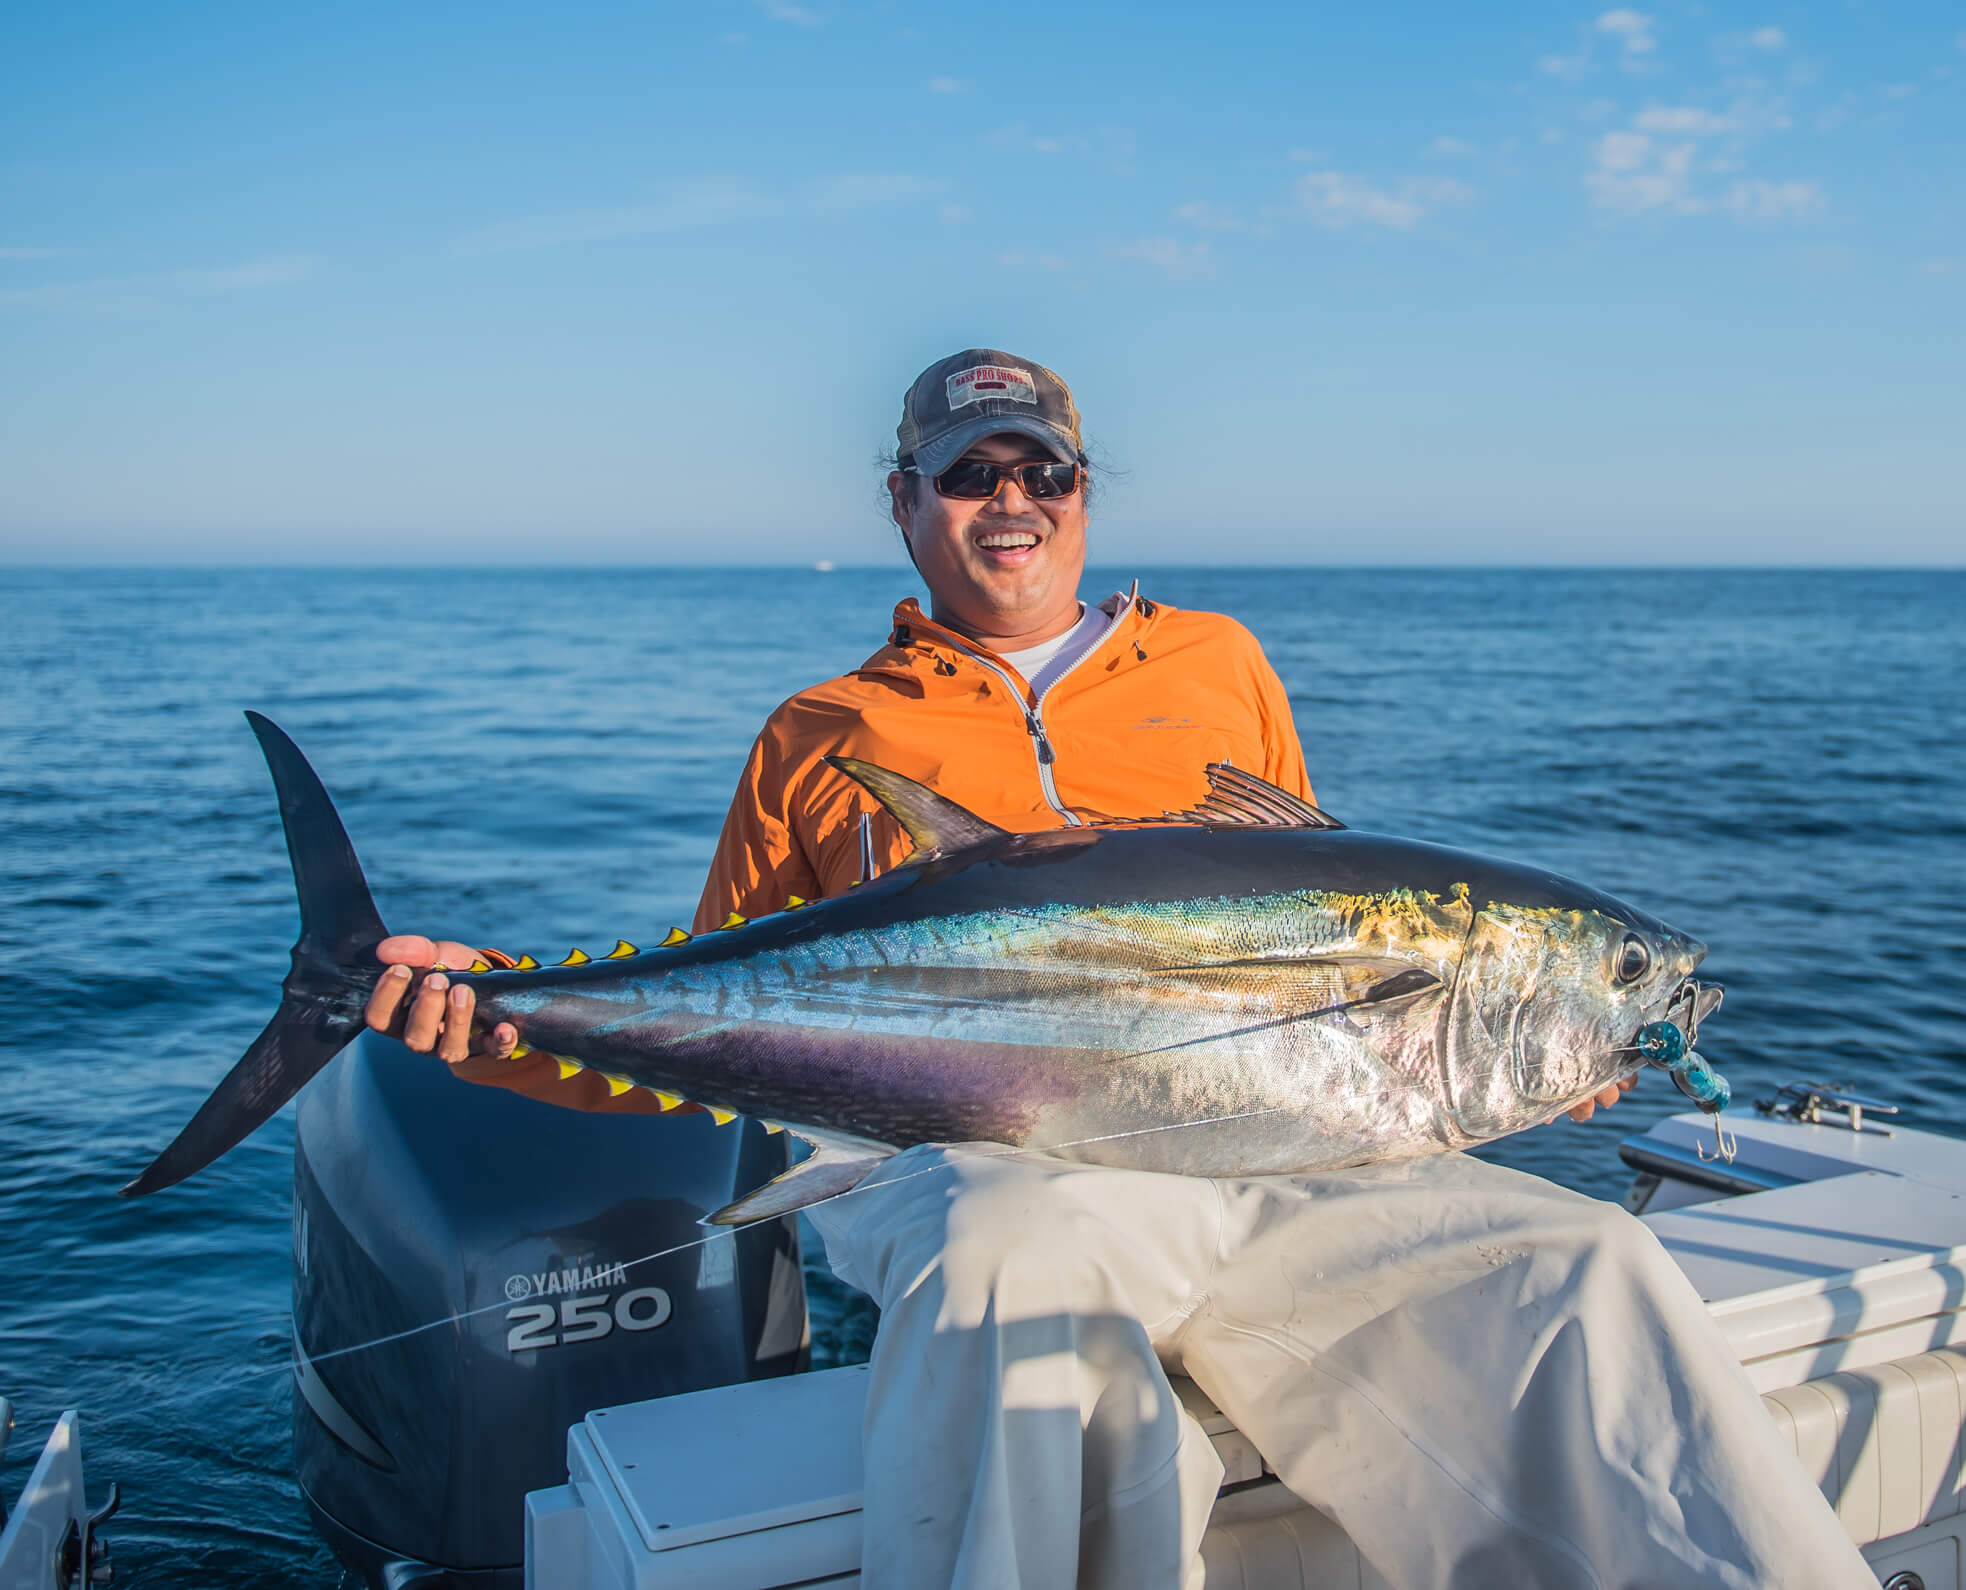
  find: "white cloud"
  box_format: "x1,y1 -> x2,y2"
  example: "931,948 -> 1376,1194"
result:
1632,105 -> 1737,135
1723,178 -> 1825,218
1297,171 -> 1421,229
1429,136 -> 1478,158
1294,168 -> 1475,230
927,76 -> 962,94
1172,200 -> 1247,231
1596,9 -> 1658,55
1749,26 -> 1787,50
1883,83 -> 1919,101
938,203 -> 972,225
177,255 -> 314,292
718,31 -> 747,46
991,124 -> 1135,163
1108,237 -> 1213,280
1922,257 -> 1959,275
1538,51 -> 1590,81
1586,132 -> 1701,212
756,0 -> 820,24
0,254 -> 316,312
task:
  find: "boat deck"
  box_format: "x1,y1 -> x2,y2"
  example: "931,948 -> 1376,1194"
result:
528,1105 -> 1966,1589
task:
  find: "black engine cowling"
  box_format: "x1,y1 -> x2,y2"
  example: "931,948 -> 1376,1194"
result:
292,1031 -> 806,1587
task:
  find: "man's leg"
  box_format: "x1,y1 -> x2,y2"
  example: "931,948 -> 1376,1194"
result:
808,1145 -> 1227,1590
1177,1152 -> 1875,1590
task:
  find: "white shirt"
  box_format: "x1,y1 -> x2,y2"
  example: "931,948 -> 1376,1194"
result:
999,603 -> 1115,700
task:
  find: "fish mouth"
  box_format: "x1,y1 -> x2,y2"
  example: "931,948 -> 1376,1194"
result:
1663,976 -> 1724,1044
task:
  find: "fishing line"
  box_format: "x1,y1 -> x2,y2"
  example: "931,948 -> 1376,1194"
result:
129,1038 -> 1678,1412
156,1097 -> 1329,1406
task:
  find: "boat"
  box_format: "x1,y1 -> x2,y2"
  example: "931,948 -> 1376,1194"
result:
0,1398 -> 118,1590
525,1081 -> 1966,1590
4,1044 -> 1958,1589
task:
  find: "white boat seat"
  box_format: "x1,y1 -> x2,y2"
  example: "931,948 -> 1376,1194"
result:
527,1349 -> 1966,1587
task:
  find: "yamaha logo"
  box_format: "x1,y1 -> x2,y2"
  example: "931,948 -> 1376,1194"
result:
497,1257 -> 670,1352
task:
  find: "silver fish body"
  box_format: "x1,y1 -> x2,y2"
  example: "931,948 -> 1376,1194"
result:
471,822 -> 1710,1179
123,722 -> 1722,1214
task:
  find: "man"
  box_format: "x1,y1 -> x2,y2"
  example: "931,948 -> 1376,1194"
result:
369,351 -> 1871,1588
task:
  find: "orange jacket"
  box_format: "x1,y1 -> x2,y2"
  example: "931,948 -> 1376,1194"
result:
456,585 -> 1311,1112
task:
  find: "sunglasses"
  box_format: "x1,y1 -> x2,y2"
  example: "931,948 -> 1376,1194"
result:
921,457 -> 1083,501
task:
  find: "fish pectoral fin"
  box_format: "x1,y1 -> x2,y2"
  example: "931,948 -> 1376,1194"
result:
1158,954 -> 1441,999
823,756 -> 1007,862
702,1142 -> 897,1226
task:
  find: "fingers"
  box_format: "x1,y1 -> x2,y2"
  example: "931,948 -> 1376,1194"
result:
365,962 -> 414,1033
376,935 -> 438,967
433,940 -> 481,969
1566,1076 -> 1633,1123
483,1022 -> 518,1061
401,971 -> 451,1052
438,983 -> 475,1065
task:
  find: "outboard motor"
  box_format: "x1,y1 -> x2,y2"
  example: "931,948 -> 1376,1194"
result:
292,1031 -> 807,1588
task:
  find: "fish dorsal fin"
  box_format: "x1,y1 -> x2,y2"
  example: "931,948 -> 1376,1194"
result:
825,756 -> 1008,862
1167,764 -> 1345,830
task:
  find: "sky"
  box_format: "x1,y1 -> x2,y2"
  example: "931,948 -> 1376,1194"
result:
1,1 -> 1960,565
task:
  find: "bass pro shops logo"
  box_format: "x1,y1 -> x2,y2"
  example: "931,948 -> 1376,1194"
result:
946,364 -> 1038,410
501,1258 -> 671,1353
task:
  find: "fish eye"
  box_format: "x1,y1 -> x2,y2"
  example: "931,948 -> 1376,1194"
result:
1614,934 -> 1651,985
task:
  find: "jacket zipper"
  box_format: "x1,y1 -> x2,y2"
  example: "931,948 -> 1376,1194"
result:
932,591 -> 1137,827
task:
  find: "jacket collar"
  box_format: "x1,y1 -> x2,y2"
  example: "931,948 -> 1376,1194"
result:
858,582 -> 1153,683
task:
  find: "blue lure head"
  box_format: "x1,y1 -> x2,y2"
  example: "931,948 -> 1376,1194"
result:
1633,1017 -> 1735,1161
1634,1018 -> 1731,1112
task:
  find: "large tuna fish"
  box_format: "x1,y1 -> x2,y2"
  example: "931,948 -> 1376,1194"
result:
124,713 -> 1731,1220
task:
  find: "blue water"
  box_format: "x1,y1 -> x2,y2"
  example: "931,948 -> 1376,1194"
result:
2,567 -> 1961,1584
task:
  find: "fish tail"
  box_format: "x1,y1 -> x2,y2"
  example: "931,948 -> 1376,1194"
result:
121,712 -> 389,1196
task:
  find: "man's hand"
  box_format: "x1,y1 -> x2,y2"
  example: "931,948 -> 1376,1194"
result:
364,935 -> 519,1065
1564,1072 -> 1638,1124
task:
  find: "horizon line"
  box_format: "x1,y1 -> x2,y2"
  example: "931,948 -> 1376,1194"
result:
1,561 -> 1961,575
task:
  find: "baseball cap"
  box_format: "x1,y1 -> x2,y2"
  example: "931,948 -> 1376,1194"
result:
896,348 -> 1084,478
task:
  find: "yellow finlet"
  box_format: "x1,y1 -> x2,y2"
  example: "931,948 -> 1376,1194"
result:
510,1042 -> 532,1059
515,954 -> 540,970
785,895 -> 808,909
558,947 -> 591,966
600,1071 -> 635,1096
762,1120 -> 785,1135
607,939 -> 638,959
468,959 -> 492,974
660,927 -> 691,947
706,1106 -> 738,1126
555,1057 -> 584,1081
651,1089 -> 684,1111
717,912 -> 747,931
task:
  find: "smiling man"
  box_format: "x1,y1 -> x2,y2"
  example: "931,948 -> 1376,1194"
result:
370,349 -> 1869,1590
687,348 -> 1320,925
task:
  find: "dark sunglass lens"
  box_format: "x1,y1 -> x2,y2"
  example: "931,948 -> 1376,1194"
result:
935,461 -> 1001,498
1023,463 -> 1078,498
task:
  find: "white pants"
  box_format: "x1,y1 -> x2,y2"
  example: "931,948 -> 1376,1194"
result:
808,1145 -> 1874,1590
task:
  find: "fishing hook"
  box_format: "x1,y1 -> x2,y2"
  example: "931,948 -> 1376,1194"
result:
1696,1111 -> 1738,1164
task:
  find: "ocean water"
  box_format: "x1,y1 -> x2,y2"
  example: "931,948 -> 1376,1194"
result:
2,566 -> 1960,1584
